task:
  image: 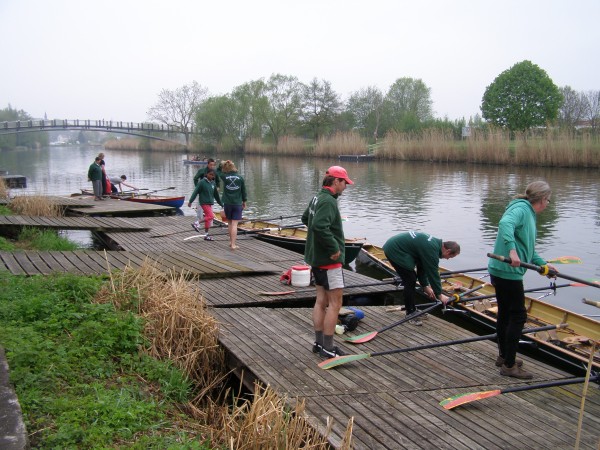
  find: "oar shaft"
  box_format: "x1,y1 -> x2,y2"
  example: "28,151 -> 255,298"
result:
501,376 -> 598,394
371,324 -> 563,358
377,301 -> 441,333
241,214 -> 302,223
441,267 -> 488,277
487,253 -> 600,290
457,283 -> 573,303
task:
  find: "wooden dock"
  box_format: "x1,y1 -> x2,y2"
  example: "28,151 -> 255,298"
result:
213,306 -> 600,449
1,212 -> 599,448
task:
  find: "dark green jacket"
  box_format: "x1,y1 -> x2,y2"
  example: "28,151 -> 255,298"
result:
383,232 -> 444,296
302,188 -> 345,267
87,162 -> 103,182
488,199 -> 546,280
188,177 -> 222,206
220,171 -> 247,205
194,166 -> 221,189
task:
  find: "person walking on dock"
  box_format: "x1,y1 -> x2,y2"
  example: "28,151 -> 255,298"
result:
87,157 -> 104,201
488,181 -> 556,380
188,169 -> 223,240
193,158 -> 221,190
219,160 -> 247,250
383,232 -> 460,326
302,165 -> 354,359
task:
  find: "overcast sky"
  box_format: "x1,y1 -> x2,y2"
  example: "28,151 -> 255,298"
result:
1,0 -> 598,123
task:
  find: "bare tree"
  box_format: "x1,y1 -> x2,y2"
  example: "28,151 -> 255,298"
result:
582,90 -> 600,133
147,81 -> 209,146
558,86 -> 586,132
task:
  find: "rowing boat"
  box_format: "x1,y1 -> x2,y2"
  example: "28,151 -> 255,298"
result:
357,242 -> 600,370
78,190 -> 185,208
215,218 -> 365,265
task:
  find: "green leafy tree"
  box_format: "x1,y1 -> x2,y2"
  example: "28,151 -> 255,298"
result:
384,77 -> 433,132
147,81 -> 209,147
300,78 -> 341,140
259,74 -> 303,144
346,86 -> 384,141
481,60 -> 563,132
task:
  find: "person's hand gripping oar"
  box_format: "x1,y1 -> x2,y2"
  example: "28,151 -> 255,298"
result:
344,283 -> 487,345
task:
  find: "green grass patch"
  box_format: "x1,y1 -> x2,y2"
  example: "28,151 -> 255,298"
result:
0,236 -> 15,250
16,227 -> 79,251
0,205 -> 12,215
0,272 -> 208,448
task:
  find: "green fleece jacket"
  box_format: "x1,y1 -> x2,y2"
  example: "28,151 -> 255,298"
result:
193,166 -> 221,189
382,231 -> 444,296
219,171 -> 247,205
87,162 -> 103,181
301,187 -> 345,267
188,177 -> 222,206
488,199 -> 546,280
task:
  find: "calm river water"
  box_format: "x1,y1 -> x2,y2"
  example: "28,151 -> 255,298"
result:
2,145 -> 599,318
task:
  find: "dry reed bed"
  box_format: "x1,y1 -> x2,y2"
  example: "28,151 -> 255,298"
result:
97,261 -> 350,449
0,179 -> 8,199
104,138 -> 186,152
5,194 -> 63,217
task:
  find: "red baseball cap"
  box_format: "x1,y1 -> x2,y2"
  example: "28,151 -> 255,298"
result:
326,166 -> 354,185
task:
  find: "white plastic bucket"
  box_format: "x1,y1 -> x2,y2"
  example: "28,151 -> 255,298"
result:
291,265 -> 311,287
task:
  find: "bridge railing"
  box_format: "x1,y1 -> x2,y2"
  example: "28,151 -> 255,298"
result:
0,119 -> 194,134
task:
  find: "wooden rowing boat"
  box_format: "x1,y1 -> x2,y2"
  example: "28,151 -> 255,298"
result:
77,190 -> 185,208
215,218 -> 365,265
357,242 -> 600,370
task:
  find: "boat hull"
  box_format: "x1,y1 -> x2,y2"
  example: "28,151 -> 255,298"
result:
124,196 -> 185,208
358,243 -> 600,371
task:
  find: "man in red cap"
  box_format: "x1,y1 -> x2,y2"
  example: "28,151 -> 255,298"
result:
302,165 -> 354,358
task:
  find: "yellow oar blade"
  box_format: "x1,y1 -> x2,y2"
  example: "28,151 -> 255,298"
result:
547,256 -> 582,264
439,389 -> 501,410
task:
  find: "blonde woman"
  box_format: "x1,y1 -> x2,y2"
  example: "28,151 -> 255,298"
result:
488,181 -> 556,379
219,160 -> 247,249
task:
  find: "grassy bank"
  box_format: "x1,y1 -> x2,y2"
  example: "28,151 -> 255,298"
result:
0,212 -> 345,448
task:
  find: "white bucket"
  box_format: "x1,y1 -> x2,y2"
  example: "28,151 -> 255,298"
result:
291,265 -> 311,287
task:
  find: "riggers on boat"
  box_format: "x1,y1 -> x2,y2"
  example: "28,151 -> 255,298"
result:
357,242 -> 600,371
214,218 -> 365,265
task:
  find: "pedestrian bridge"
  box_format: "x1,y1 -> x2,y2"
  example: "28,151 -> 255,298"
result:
0,119 -> 194,143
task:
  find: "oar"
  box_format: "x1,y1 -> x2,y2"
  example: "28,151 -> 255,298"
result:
320,324 -> 565,370
345,284 -> 487,345
439,257 -> 582,279
142,186 -> 176,195
183,224 -> 306,241
258,278 -> 402,296
240,214 -> 303,223
582,298 -> 600,308
487,253 -> 600,289
440,374 -> 598,410
452,282 -> 588,304
440,267 -> 488,277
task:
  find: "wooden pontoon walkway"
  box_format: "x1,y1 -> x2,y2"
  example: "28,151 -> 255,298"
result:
0,215 -> 150,232
213,306 -> 600,449
2,212 -> 599,448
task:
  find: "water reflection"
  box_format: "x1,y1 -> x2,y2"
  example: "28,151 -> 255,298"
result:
1,146 -> 599,316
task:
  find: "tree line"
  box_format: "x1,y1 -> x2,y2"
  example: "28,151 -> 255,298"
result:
147,61 -> 600,151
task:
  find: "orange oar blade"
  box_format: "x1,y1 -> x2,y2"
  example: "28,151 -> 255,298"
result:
344,331 -> 378,344
440,389 -> 501,410
318,353 -> 371,370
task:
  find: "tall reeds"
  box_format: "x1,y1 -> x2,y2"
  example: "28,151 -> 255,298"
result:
8,195 -> 63,217
104,138 -> 186,151
313,132 -> 368,157
0,179 -> 8,199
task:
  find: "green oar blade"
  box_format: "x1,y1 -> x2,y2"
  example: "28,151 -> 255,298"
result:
344,331 -> 378,344
439,389 -> 501,410
547,256 -> 583,264
318,353 -> 371,370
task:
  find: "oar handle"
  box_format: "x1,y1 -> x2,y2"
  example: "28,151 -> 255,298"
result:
377,301 -> 442,333
582,298 -> 600,308
487,253 -> 600,290
450,284 -> 486,303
